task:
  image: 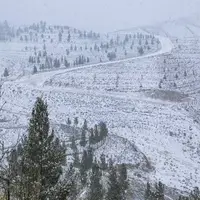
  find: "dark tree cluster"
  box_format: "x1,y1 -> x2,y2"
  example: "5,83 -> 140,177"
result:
73,55 -> 90,66
29,52 -> 70,72
89,122 -> 108,145
107,52 -> 117,61
106,163 -> 128,200
79,30 -> 100,40
71,137 -> 129,200
144,181 -> 165,200
178,187 -> 200,200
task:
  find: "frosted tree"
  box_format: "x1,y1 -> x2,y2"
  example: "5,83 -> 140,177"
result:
67,117 -> 71,126
144,182 -> 152,200
100,153 -> 107,170
10,97 -> 67,200
67,33 -> 71,42
88,163 -> 103,200
58,32 -> 62,42
33,65 -> 37,74
99,122 -> 108,140
184,70 -> 187,77
116,74 -> 120,88
154,182 -> 165,200
190,187 -> 200,200
83,119 -> 88,130
119,164 -> 128,199
79,150 -> 87,185
80,129 -> 87,147
3,68 -> 9,77
106,165 -> 121,200
70,136 -> 77,151
89,128 -> 94,145
74,117 -> 78,127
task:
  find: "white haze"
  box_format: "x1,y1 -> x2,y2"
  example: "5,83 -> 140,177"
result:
0,0 -> 200,32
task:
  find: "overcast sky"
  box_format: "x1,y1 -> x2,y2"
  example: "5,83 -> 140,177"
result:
0,0 -> 200,32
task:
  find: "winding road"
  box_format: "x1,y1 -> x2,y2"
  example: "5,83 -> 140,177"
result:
12,35 -> 174,89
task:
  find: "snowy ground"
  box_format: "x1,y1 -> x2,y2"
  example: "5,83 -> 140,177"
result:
1,19 -> 200,193
0,25 -> 161,79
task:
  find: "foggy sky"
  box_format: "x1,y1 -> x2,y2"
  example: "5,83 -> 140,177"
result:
0,0 -> 200,32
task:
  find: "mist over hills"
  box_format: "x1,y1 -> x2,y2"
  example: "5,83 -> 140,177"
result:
1,0 -> 200,31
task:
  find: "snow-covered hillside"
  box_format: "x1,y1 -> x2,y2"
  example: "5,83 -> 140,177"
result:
0,23 -> 161,81
0,17 -> 200,195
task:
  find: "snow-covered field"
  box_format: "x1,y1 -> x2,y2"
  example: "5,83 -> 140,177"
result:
1,18 -> 200,193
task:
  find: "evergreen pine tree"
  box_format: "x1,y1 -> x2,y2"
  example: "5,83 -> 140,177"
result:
118,164 -> 128,200
3,68 -> 9,77
71,136 -> 77,151
89,128 -> 94,145
58,32 -> 62,42
80,129 -> 87,147
100,153 -> 107,170
22,97 -> 66,200
52,163 -> 77,200
154,181 -> 165,200
73,151 -> 80,168
67,33 -> 71,42
108,158 -> 114,170
64,59 -> 70,68
88,163 -> 103,200
66,163 -> 78,199
83,119 -> 88,130
67,118 -> 71,126
106,165 -> 121,200
144,182 -> 152,200
80,150 -> 87,185
33,65 -> 37,74
74,117 -> 78,127
87,147 -> 93,169
94,124 -> 99,143
184,70 -> 187,77
190,187 -> 200,200
99,122 -> 108,140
